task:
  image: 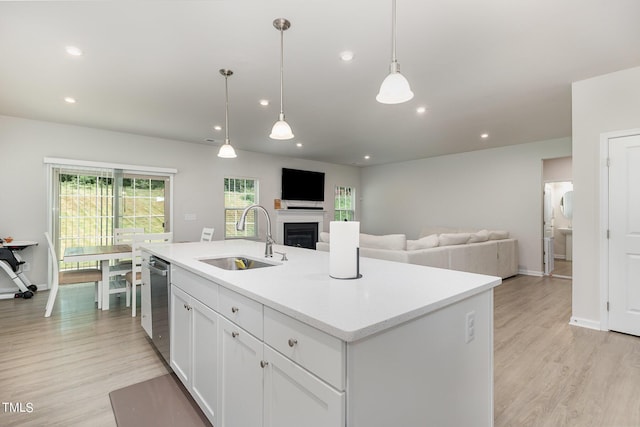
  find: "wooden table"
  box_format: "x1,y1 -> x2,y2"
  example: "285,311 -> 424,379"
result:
64,245 -> 131,310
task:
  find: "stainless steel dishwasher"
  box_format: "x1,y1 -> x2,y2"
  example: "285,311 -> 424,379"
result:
148,256 -> 171,364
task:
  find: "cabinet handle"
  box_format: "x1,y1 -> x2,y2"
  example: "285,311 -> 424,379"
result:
232,331 -> 239,338
231,306 -> 239,313
288,338 -> 298,347
260,360 -> 269,368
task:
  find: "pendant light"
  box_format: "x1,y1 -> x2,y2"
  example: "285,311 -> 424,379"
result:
217,69 -> 237,158
270,18 -> 294,140
376,0 -> 414,104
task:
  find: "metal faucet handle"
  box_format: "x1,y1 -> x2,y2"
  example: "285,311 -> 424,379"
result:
274,251 -> 288,261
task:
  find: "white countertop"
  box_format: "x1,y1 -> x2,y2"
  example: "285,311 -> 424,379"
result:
142,240 -> 501,342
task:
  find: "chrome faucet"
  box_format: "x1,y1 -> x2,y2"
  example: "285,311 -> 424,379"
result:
236,204 -> 274,257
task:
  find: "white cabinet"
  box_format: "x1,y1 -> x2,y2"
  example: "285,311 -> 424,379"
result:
218,316 -> 263,427
170,267 -> 344,427
263,345 -> 344,427
191,297 -> 219,425
170,284 -> 219,425
170,285 -> 192,385
140,252 -> 152,338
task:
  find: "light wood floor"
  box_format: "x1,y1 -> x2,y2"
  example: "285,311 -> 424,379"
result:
0,284 -> 169,427
494,275 -> 640,426
552,259 -> 573,277
1,276 -> 639,426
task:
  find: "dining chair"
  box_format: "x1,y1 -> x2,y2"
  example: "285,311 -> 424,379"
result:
107,227 -> 144,306
44,232 -> 103,317
200,227 -> 215,242
125,232 -> 173,317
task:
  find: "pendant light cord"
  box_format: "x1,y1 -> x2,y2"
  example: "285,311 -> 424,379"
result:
279,27 -> 285,116
224,74 -> 230,142
391,0 -> 397,63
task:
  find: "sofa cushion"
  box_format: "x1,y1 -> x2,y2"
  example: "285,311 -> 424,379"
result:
407,234 -> 439,251
319,231 -> 330,243
419,226 -> 460,238
359,233 -> 407,251
438,233 -> 471,246
468,229 -> 489,243
488,230 -> 509,240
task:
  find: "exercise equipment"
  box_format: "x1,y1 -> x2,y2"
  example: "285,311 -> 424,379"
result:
0,241 -> 38,299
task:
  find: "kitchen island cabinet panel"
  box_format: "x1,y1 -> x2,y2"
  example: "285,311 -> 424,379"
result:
347,290 -> 493,427
263,345 -> 344,427
170,285 -> 192,386
218,316 -> 263,427
191,297 -> 219,425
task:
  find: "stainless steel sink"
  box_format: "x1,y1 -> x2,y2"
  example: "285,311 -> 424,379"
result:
199,256 -> 277,270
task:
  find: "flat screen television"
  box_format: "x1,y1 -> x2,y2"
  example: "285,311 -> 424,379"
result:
281,168 -> 325,201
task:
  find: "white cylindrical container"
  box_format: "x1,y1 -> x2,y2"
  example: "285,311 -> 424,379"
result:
329,221 -> 361,279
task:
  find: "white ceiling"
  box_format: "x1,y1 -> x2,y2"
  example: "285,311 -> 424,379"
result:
1,1 -> 640,166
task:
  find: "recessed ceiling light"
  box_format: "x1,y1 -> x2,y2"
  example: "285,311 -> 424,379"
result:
364,155 -> 371,160
481,133 -> 489,139
340,51 -> 354,61
416,106 -> 427,114
296,143 -> 303,148
259,99 -> 269,106
64,97 -> 76,104
65,46 -> 83,56
214,125 -> 222,131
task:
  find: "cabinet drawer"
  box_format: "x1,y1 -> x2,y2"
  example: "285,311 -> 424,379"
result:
171,267 -> 219,311
264,307 -> 345,391
219,287 -> 263,339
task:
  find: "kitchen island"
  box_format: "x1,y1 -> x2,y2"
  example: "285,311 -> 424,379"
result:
141,240 -> 501,427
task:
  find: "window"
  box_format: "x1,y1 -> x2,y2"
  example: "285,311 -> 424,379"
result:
225,177 -> 258,239
118,175 -> 168,233
335,186 -> 355,221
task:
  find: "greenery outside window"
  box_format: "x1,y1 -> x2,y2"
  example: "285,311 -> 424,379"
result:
335,186 -> 355,221
225,177 -> 258,238
50,165 -> 171,271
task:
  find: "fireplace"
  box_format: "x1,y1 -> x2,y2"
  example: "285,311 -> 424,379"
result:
283,222 -> 318,249
275,209 -> 325,247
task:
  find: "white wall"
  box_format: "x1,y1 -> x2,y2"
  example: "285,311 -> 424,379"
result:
571,65 -> 640,328
0,116 -> 359,292
360,138 -> 572,274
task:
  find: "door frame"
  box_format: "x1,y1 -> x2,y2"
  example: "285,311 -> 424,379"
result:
599,128 -> 640,331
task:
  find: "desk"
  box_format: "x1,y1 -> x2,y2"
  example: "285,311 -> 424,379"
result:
64,245 -> 131,310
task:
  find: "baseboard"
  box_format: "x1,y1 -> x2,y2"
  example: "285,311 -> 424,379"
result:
518,269 -> 543,277
569,316 -> 602,331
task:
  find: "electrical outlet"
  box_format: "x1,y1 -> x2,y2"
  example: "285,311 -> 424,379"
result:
184,213 -> 197,221
465,311 -> 476,343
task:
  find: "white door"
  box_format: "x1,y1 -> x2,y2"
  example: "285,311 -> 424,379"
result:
609,134 -> 640,336
218,317 -> 263,427
191,298 -> 219,426
263,346 -> 344,427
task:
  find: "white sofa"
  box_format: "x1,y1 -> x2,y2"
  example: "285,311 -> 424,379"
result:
316,226 -> 518,279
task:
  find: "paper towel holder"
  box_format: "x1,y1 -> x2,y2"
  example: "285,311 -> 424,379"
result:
330,247 -> 363,280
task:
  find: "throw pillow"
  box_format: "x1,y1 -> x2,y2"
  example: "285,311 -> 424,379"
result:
359,233 -> 407,251
488,230 -> 509,240
407,234 -> 439,250
319,231 -> 330,243
438,233 -> 471,246
468,229 -> 489,243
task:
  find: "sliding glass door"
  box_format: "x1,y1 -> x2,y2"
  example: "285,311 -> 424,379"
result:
51,166 -> 171,270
